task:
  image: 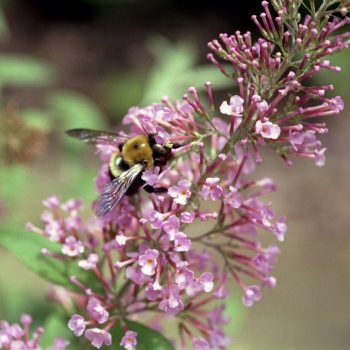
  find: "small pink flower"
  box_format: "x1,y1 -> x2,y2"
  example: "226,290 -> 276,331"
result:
87,298 -> 109,324
257,100 -> 269,113
61,236 -> 84,257
175,264 -> 195,289
159,284 -> 184,315
220,95 -> 244,116
78,253 -> 99,270
141,166 -> 160,186
120,330 -> 137,350
84,328 -> 112,349
61,198 -> 82,213
43,196 -> 60,210
168,180 -> 192,205
272,215 -> 287,241
162,215 -> 180,240
314,147 -> 327,166
138,249 -> 159,276
199,272 -> 214,292
192,337 -> 210,350
200,178 -> 223,201
68,314 -> 85,337
223,186 -> 244,208
330,96 -> 344,113
174,232 -> 191,252
242,285 -> 262,307
180,211 -> 195,223
255,120 -> 281,139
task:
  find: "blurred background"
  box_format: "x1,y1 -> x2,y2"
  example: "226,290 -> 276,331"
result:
0,0 -> 349,349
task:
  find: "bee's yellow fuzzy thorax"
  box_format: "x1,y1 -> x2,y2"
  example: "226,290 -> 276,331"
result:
121,135 -> 154,168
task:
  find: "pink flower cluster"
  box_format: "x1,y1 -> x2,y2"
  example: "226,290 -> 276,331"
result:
0,314 -> 69,350
208,0 -> 348,166
20,1 -> 349,349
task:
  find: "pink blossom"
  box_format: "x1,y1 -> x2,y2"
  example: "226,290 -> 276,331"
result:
255,120 -> 281,139
120,330 -> 137,350
199,272 -> 214,292
78,254 -> 99,270
43,196 -> 60,210
174,232 -> 191,252
87,298 -> 109,324
180,211 -> 195,223
192,337 -> 210,350
61,236 -> 85,257
138,249 -> 159,276
242,285 -> 262,307
162,215 -> 180,240
315,147 -> 327,166
200,178 -> 223,201
68,314 -> 86,337
168,179 -> 192,205
141,166 -> 160,186
223,186 -> 244,208
159,284 -> 184,315
84,328 -> 112,349
219,95 -> 244,116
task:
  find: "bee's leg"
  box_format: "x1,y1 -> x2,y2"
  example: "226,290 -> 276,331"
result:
143,185 -> 167,194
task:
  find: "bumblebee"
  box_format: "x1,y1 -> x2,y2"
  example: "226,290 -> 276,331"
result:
66,129 -> 174,216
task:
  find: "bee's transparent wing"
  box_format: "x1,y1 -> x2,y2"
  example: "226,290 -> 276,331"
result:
95,163 -> 144,216
66,128 -> 125,145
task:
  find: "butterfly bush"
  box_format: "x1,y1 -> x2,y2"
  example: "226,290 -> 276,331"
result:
4,1 -> 348,349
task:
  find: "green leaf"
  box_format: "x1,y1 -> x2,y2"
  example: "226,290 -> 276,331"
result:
0,230 -> 104,294
41,312 -> 73,348
48,90 -> 106,153
141,37 -> 197,104
0,55 -> 55,87
48,90 -> 105,130
112,320 -> 175,350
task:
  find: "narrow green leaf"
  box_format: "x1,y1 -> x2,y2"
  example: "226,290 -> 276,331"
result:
112,320 -> 175,350
0,230 -> 104,294
48,90 -> 105,130
0,55 -> 55,87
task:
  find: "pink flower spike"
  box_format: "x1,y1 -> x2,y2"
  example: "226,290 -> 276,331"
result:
87,298 -> 109,324
61,236 -> 85,257
78,253 -> 99,270
120,330 -> 137,350
220,95 -> 244,116
68,314 -> 85,337
255,120 -> 281,139
168,180 -> 192,205
84,328 -> 112,349
242,285 -> 262,307
138,249 -> 159,276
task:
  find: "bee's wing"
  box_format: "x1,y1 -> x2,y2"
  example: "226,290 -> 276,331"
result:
95,163 -> 144,216
66,128 -> 125,145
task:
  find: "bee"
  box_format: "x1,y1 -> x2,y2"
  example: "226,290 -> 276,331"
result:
66,129 -> 175,216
